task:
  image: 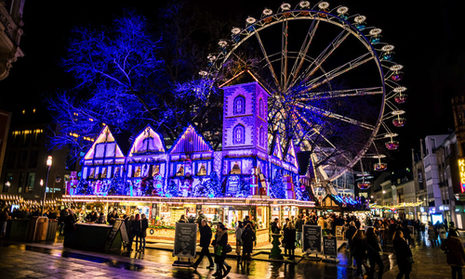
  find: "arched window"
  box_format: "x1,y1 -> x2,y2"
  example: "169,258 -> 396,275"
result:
259,98 -> 265,118
259,126 -> 265,147
233,125 -> 245,145
233,95 -> 245,115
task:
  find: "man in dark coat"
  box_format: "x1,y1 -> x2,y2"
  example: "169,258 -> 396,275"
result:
193,219 -> 214,270
241,223 -> 256,261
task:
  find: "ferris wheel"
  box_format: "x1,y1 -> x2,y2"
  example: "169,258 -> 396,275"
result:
200,1 -> 407,184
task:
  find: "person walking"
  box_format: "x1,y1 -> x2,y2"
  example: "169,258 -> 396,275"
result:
295,214 -> 303,248
442,229 -> 465,279
393,230 -> 413,279
63,208 -> 77,247
284,221 -> 296,259
427,222 -> 436,247
193,219 -> 215,270
241,222 -> 256,262
212,223 -> 231,278
124,215 -> 135,251
0,208 -> 9,238
133,214 -> 141,251
346,221 -> 357,268
139,214 -> 148,252
351,229 -> 367,277
366,227 -> 384,279
235,221 -> 244,259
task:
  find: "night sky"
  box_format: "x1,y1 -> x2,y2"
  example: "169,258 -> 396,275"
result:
1,0 -> 464,170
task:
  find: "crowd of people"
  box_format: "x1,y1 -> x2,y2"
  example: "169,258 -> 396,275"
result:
3,202 -> 465,279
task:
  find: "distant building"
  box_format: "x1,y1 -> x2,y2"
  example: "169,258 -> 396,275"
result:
0,0 -> 25,80
1,105 -> 68,200
0,109 -> 11,183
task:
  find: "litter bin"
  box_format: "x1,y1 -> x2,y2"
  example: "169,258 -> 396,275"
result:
33,217 -> 49,242
46,219 -> 58,241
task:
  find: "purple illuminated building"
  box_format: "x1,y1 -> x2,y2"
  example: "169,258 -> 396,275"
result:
74,82 -> 300,199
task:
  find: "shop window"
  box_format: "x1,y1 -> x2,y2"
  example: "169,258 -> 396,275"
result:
152,165 -> 160,176
233,125 -> 245,145
100,167 -> 108,179
89,168 -> 95,179
114,166 -> 121,177
231,163 -> 241,174
198,163 -> 207,176
176,165 -> 184,176
233,95 -> 245,115
134,166 -> 141,177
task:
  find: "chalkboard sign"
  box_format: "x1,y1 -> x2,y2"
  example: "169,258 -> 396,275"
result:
120,221 -> 129,243
105,219 -> 123,250
173,222 -> 197,258
323,235 -> 337,258
302,225 -> 321,253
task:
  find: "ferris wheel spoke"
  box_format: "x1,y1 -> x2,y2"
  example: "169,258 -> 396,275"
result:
300,30 -> 351,84
302,52 -> 374,94
297,86 -> 383,101
281,20 -> 289,88
255,31 -> 281,91
294,102 -> 376,130
285,20 -> 320,91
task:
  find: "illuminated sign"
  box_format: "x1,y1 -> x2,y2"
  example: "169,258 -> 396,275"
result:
458,158 -> 465,193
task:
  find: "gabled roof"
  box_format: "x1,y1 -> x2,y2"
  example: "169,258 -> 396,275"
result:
84,126 -> 125,160
270,133 -> 283,160
128,125 -> 165,156
169,125 -> 213,154
284,140 -> 299,169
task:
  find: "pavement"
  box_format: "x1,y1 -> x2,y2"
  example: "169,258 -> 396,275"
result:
0,233 -> 453,279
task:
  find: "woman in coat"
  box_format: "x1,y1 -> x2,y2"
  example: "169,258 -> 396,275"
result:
241,222 -> 256,261
393,230 -> 413,279
283,221 -> 296,259
366,227 -> 384,279
442,229 -> 465,279
212,223 -> 231,278
351,229 -> 367,277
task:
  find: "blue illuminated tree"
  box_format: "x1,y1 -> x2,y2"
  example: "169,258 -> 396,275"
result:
269,171 -> 286,199
236,176 -> 251,198
166,181 -> 179,197
207,171 -> 222,197
48,11 -> 220,160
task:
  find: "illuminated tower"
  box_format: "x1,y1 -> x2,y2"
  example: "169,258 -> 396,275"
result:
221,82 -> 269,195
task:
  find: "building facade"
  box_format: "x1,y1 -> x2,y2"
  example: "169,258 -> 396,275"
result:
75,82 -> 302,200
0,0 -> 25,80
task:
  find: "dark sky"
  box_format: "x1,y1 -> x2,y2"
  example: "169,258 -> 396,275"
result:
1,0 -> 464,169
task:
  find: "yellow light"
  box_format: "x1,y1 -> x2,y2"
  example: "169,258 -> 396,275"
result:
458,158 -> 465,193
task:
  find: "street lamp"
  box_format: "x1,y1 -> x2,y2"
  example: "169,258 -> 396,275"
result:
42,155 -> 52,215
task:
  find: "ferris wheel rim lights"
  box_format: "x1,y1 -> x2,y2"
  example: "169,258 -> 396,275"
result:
390,64 -> 404,71
299,1 -> 310,8
201,0 -> 407,179
280,3 -> 292,11
262,8 -> 273,16
318,2 -> 330,9
391,110 -> 406,116
337,6 -> 349,14
382,45 -> 395,52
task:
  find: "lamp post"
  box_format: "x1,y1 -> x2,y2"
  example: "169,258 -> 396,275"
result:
42,155 -> 52,215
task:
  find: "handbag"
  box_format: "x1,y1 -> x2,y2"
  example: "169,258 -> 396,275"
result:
224,244 -> 232,254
